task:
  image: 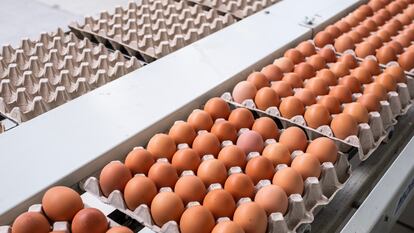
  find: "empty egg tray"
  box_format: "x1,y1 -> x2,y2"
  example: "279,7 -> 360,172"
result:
0,29 -> 143,123
69,0 -> 236,62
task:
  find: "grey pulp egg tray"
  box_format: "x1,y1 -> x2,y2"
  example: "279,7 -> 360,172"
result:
69,0 -> 236,63
0,28 -> 143,123
0,112 -> 18,134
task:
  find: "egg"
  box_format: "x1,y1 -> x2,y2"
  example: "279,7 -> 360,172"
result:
224,173 -> 255,201
296,41 -> 316,56
245,156 -> 274,184
376,46 -> 397,64
212,221 -> 245,233
218,145 -> 246,169
314,31 -> 334,47
197,159 -> 227,186
180,206 -> 215,233
232,81 -> 258,104
307,54 -> 327,70
304,78 -> 329,95
278,127 -> 308,152
294,62 -> 316,80
304,104 -> 331,129
294,89 -> 316,106
330,62 -> 350,77
368,0 -> 385,11
247,72 -> 270,89
148,161 -> 178,189
347,31 -> 363,43
174,175 -> 206,204
279,96 -> 305,119
377,8 -> 392,20
254,87 -> 280,110
151,192 -> 184,226
42,186 -> 83,221
329,85 -> 353,103
398,51 -> 414,71
254,184 -> 288,215
355,25 -> 370,37
334,35 -> 355,52
360,59 -> 381,75
284,48 -> 305,64
282,72 -> 303,88
261,64 -> 283,81
325,25 -> 341,38
355,42 -> 376,58
124,176 -> 157,210
291,153 -> 321,180
228,108 -> 255,130
124,148 -> 154,175
106,227 -> 133,233
403,28 -> 414,41
172,148 -> 201,174
318,47 -> 337,63
362,18 -> 378,32
364,83 -> 388,100
236,130 -> 264,154
339,75 -> 362,93
344,15 -> 360,27
353,67 -> 373,85
272,167 -> 304,195
187,110 -> 214,131
376,29 -> 391,42
273,57 -> 294,73
204,97 -> 231,120
71,208 -> 108,233
233,202 -> 267,233
192,132 -> 221,157
99,161 -> 132,197
262,143 -> 291,166
316,69 -> 338,86
317,95 -> 342,114
147,134 -> 176,161
306,137 -> 338,163
271,81 -> 294,97
343,102 -> 370,123
338,54 -> 358,69
357,94 -> 381,112
252,117 -> 280,141
330,113 -> 359,140
384,65 -> 406,83
375,73 -> 397,91
335,20 -> 352,33
366,35 -> 383,49
211,120 -> 238,143
387,40 -> 404,54
12,212 -> 50,233
203,189 -> 236,219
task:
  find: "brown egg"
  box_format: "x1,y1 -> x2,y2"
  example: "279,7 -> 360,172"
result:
212,221 -> 245,233
124,176 -> 157,210
386,2 -> 402,15
377,8 -> 392,20
125,148 -> 154,175
254,87 -> 280,110
192,132 -> 221,157
347,31 -> 363,43
180,206 -> 215,233
352,67 -> 373,85
224,173 -> 255,201
338,54 -> 358,69
282,72 -> 303,88
12,212 -> 50,233
335,20 -> 351,33
376,46 -> 397,64
261,64 -> 283,81
197,159 -> 227,186
279,96 -> 305,119
318,47 -> 337,63
203,189 -> 236,219
330,113 -> 359,139
151,192 -> 184,226
368,0 -> 385,11
329,85 -> 353,103
272,167 -> 304,195
218,145 -> 246,169
305,78 -> 329,95
204,97 -> 231,120
398,51 -> 414,71
148,162 -> 178,189
245,156 -> 275,184
228,108 -> 255,130
355,42 -> 376,58
357,94 -> 381,112
387,40 -> 404,54
174,175 -> 206,204
99,161 -> 132,197
362,18 -> 378,32
168,122 -> 197,146
343,102 -> 370,124
255,185 -> 288,215
284,49 -> 305,64
271,81 -> 294,97
382,21 -> 401,36
356,4 -> 373,18
334,35 -> 355,52
247,72 -> 270,90
325,25 -> 341,38
355,25 -> 370,37
395,35 -> 411,47
71,208 -> 108,233
294,89 -> 316,106
211,120 -> 238,143
273,57 -> 294,73
42,186 -> 83,221
384,65 -> 406,83
330,62 -> 350,77
339,75 -> 362,93
232,81 -> 257,104
294,62 -> 316,80
262,143 -> 292,166
366,35 -> 383,49
403,28 -> 414,41
376,29 -> 391,42
307,54 -> 327,70
279,127 -> 308,152
252,117 -> 280,141
344,15 -> 359,27
106,226 -> 133,233
316,69 -> 338,86
317,95 -> 341,114
364,83 -> 388,100
147,134 -> 176,161
291,153 -> 321,180
233,202 -> 267,233
236,130 -> 264,154
172,148 -> 201,174
306,137 -> 338,163
314,31 -> 334,47
372,14 -> 386,26
296,41 -> 316,57
360,59 -> 381,75
187,110 -> 214,131
375,73 -> 397,91
304,104 -> 331,129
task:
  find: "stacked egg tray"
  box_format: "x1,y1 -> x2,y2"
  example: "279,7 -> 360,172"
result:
69,0 -> 236,62
78,99 -> 351,233
185,0 -> 280,19
222,38 -> 414,161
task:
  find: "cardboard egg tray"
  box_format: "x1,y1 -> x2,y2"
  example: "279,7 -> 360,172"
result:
0,112 -> 18,134
69,0 -> 236,62
0,29 -> 143,123
185,0 -> 280,19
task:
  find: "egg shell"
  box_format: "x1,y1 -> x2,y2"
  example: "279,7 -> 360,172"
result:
262,143 -> 292,166
254,184 -> 288,215
352,67 -> 373,85
355,25 -> 370,37
192,132 -> 221,157
398,51 -> 414,71
203,189 -> 236,219
247,72 -> 270,90
71,208 -> 108,233
254,87 -> 280,110
106,226 -> 133,233
232,81 -> 258,104
296,41 -> 316,57
237,130 -> 264,154
252,117 -> 280,141
294,62 -> 316,80
172,148 -> 201,174
304,104 -> 331,129
362,18 -> 378,32
339,75 -> 362,93
334,35 -> 355,53
291,153 -> 321,180
187,110 -> 214,131
284,48 -> 305,64
124,148 -> 155,175
294,89 -> 317,106
376,46 -> 397,64
375,73 -> 397,92
218,145 -> 247,169
355,42 -> 376,58
279,127 -> 308,152
204,97 -> 231,120
12,212 -> 51,233
245,156 -> 275,184
364,83 -> 388,100
180,206 -> 215,233
347,30 -> 362,43
330,113 -> 359,140
316,69 -> 338,86
261,64 -> 283,81
233,202 -> 267,233
325,25 -> 341,38
366,35 -> 383,49
330,62 -> 350,78
42,186 -> 84,221
343,102 -> 370,123
304,77 -> 329,95
314,31 -> 334,47
279,96 -> 305,119
147,134 -> 176,161
197,159 -> 227,186
384,65 -> 406,83
271,81 -> 294,98
335,20 -> 352,33
124,176 -> 157,210
211,120 -> 238,143
338,54 -> 358,69
272,167 -> 304,195
150,192 -> 184,227
282,72 -> 303,88
228,108 -> 255,130
211,221 -> 245,233
306,137 -> 338,164
357,93 -> 381,112
224,173 -> 255,201
317,95 -> 342,114
273,57 -> 294,73
329,85 -> 353,103
306,54 -> 327,70
99,162 -> 132,197
174,175 -> 206,204
360,59 -> 381,75
376,29 -> 391,42
148,162 -> 178,189
318,47 -> 337,63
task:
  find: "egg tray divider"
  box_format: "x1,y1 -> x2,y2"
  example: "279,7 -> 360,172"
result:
68,0 -> 236,63
0,29 -> 144,123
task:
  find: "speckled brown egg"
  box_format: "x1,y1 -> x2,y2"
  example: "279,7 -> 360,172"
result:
272,167 -> 304,195
376,46 -> 397,64
174,175 -> 206,204
398,51 -> 414,71
271,81 -> 294,97
197,159 -> 227,186
225,173 -> 255,201
255,185 -> 288,215
316,69 -> 338,86
330,113 -> 359,139
334,35 -> 355,53
294,62 -> 316,80
339,75 -> 362,93
330,62 -> 350,77
279,96 -> 305,119
232,81 -> 257,104
375,73 -> 397,92
151,192 -> 184,227
218,145 -> 246,169
273,57 -> 294,73
304,104 -> 331,129
211,221 -> 245,233
12,212 -> 50,233
71,208 -> 108,233
360,59 -> 381,75
172,148 -> 201,174
124,176 -> 157,210
262,143 -> 291,166
261,64 -> 283,81
296,41 -> 316,57
338,54 -> 358,69
187,110 -> 214,131
306,137 -> 338,164
169,122 -> 197,146
237,130 -> 264,154
364,83 -> 388,100
42,186 -> 84,221
291,153 -> 321,180
343,102 -> 370,123
282,72 -> 303,88
192,132 -> 221,157
294,89 -> 316,106
307,54 -> 327,70
204,97 -> 231,120
279,127 -> 308,152
252,117 -> 280,141
384,65 -> 406,83
99,161 -> 132,197
357,94 -> 381,112
147,134 -> 176,161
233,202 -> 267,233
228,108 -> 255,130
211,120 -> 238,143
125,148 -> 154,176
180,206 -> 215,233
304,78 -> 329,95
203,189 -> 236,219
329,85 -> 353,103
254,87 -> 280,110
245,156 -> 275,184
284,49 -> 305,64
355,42 -> 376,58
314,31 -> 334,47
317,95 -> 341,114
247,72 -> 270,90
148,161 -> 178,189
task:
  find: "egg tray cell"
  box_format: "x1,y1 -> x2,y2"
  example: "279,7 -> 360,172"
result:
0,29 -> 143,123
185,0 -> 280,19
69,0 -> 236,63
